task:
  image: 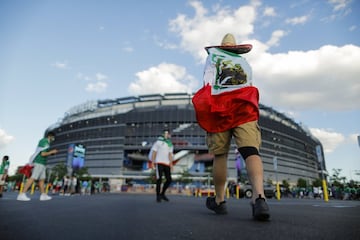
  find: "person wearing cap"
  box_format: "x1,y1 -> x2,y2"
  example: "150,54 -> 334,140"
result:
192,33 -> 270,221
150,130 -> 174,202
0,155 -> 10,198
17,131 -> 58,201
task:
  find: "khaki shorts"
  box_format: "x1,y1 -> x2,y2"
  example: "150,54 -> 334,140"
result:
206,120 -> 261,155
0,174 -> 6,185
31,163 -> 47,180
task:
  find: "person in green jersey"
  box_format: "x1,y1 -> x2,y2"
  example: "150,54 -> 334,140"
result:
0,155 -> 10,198
17,132 -> 58,201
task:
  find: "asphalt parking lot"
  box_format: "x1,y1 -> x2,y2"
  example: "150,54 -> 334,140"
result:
1,192 -> 359,240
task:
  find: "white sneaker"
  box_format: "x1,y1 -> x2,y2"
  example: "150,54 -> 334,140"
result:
17,193 -> 31,201
40,194 -> 52,201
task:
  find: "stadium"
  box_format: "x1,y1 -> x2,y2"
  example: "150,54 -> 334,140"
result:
46,93 -> 326,186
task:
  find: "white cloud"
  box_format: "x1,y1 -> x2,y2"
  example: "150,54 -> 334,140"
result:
85,81 -> 108,93
266,30 -> 287,47
328,0 -> 351,12
0,129 -> 15,149
96,73 -> 108,81
169,1 -> 256,63
76,72 -> 91,81
164,1 -> 360,112
322,0 -> 352,21
309,128 -> 345,153
78,72 -> 108,93
251,44 -> 360,111
51,61 -> 68,69
128,63 -> 197,95
285,15 -> 309,25
349,25 -> 356,31
153,36 -> 178,50
263,7 -> 276,17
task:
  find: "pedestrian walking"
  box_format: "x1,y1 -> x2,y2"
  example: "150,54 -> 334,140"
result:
17,131 -> 58,201
63,176 -> 71,196
192,33 -> 270,221
81,180 -> 88,195
150,129 -> 174,202
0,155 -> 10,198
71,175 -> 77,194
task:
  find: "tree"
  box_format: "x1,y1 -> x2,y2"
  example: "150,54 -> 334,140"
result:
49,163 -> 90,181
73,167 -> 91,180
282,179 -> 290,189
178,170 -> 193,184
50,163 -> 67,182
312,178 -> 322,187
266,178 -> 273,185
330,168 -> 346,187
297,178 -> 307,188
6,173 -> 23,183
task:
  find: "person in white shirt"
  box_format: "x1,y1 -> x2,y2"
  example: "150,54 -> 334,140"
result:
71,176 -> 77,194
150,130 -> 174,202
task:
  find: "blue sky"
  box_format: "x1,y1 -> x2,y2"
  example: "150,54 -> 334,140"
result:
1,0 -> 359,181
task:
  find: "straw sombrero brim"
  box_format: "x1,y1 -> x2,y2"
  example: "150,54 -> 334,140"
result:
205,44 -> 252,54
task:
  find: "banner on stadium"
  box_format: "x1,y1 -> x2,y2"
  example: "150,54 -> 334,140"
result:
67,143 -> 86,170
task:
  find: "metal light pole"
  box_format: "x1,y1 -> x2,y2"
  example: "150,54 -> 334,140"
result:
316,145 -> 328,202
46,168 -> 52,194
273,156 -> 280,200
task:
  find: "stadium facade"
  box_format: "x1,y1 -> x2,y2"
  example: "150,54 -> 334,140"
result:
46,93 -> 326,186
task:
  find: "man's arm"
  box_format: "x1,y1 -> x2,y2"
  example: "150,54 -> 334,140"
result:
151,151 -> 157,169
40,149 -> 58,157
168,152 -> 174,169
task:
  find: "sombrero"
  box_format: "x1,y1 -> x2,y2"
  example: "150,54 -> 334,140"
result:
205,33 -> 252,54
204,44 -> 252,54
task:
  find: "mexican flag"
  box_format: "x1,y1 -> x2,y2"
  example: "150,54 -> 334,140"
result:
192,84 -> 259,133
192,47 -> 259,133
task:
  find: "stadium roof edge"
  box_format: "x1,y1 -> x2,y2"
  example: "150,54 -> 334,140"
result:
47,93 -> 317,142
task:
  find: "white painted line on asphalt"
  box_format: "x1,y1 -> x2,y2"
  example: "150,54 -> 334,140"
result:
312,204 -> 354,208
